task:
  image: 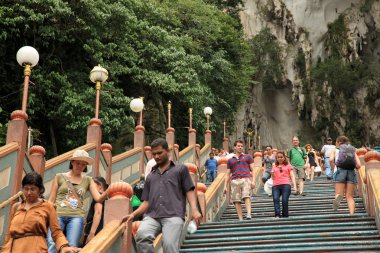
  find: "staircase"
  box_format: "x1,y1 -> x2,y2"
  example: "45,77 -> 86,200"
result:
181,176 -> 380,252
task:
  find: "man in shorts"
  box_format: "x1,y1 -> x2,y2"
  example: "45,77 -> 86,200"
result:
287,136 -> 308,196
224,140 -> 255,220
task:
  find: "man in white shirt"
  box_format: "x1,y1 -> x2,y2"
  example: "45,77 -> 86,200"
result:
321,137 -> 336,180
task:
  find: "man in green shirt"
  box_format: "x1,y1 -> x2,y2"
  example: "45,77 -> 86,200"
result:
287,136 -> 308,196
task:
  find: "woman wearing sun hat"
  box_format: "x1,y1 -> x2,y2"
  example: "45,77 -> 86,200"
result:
46,149 -> 109,253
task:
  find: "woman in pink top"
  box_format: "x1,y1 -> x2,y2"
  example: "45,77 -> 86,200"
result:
271,151 -> 297,218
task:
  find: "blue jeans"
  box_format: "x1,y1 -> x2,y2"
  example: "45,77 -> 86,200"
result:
325,157 -> 332,177
136,216 -> 184,253
272,184 -> 291,217
262,171 -> 271,183
206,169 -> 217,183
47,216 -> 85,253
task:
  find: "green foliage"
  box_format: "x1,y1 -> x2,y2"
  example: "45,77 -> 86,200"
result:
0,0 -> 254,154
250,28 -> 283,89
295,48 -> 306,79
323,15 -> 349,58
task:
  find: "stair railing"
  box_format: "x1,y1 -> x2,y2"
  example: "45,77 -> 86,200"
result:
360,150 -> 380,232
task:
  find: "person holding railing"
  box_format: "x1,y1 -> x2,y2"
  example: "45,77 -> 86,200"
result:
46,150 -> 109,253
2,172 -> 80,253
82,176 -> 109,246
122,138 -> 202,253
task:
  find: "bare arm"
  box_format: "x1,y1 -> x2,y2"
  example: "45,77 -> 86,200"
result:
48,176 -> 59,203
186,190 -> 202,224
290,170 -> 297,191
355,153 -> 361,170
250,163 -> 255,189
329,149 -> 336,170
86,202 -> 103,243
89,180 -> 108,203
122,201 -> 150,223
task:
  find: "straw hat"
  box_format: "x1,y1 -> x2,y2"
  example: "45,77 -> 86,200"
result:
68,149 -> 94,165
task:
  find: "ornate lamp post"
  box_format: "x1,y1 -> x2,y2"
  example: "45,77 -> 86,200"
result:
130,97 -> 145,174
203,107 -> 212,131
16,46 -> 39,114
89,65 -> 108,120
203,107 -> 212,145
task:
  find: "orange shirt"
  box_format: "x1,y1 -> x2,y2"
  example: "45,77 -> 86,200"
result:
2,200 -> 68,253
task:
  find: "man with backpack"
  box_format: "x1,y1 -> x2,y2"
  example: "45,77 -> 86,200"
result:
329,136 -> 361,214
287,136 -> 308,196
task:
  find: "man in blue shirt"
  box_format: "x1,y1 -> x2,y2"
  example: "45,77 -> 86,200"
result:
205,152 -> 218,183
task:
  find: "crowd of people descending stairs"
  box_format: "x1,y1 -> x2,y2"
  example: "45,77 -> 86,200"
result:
179,135 -> 379,252
1,134 -> 366,253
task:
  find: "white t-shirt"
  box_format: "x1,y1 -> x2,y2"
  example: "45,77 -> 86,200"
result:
145,158 -> 156,179
321,144 -> 336,158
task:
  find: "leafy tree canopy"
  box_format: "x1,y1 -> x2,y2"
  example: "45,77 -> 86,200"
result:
0,0 -> 254,156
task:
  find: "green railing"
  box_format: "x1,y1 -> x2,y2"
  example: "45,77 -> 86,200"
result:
111,147 -> 142,186
0,142 -> 20,244
179,145 -> 195,164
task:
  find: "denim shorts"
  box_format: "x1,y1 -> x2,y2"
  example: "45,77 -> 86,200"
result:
333,168 -> 357,184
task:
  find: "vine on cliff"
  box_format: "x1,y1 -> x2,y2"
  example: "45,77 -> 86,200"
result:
250,28 -> 284,89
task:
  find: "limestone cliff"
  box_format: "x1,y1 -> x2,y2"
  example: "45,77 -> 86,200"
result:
233,0 -> 380,149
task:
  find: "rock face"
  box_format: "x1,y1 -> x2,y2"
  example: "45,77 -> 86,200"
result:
233,0 -> 380,149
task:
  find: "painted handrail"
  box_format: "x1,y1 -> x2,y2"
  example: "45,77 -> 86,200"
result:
366,168 -> 380,232
81,220 -> 127,253
179,145 -> 195,164
179,145 -> 194,158
0,191 -> 23,209
0,142 -> 19,158
112,147 -> 141,164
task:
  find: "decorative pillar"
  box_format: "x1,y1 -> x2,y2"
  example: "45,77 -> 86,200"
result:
130,97 -> 145,175
103,181 -> 133,253
253,151 -> 263,194
8,46 -> 39,195
356,148 -> 367,198
28,145 -> 46,177
217,157 -> 228,175
223,121 -> 229,152
188,108 -> 196,146
364,151 -> 380,217
101,143 -> 113,184
197,182 -> 207,223
6,111 -> 28,195
185,163 -> 199,220
88,65 -> 108,177
173,144 -> 180,162
144,146 -> 152,160
87,118 -> 102,176
134,125 -> 146,175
